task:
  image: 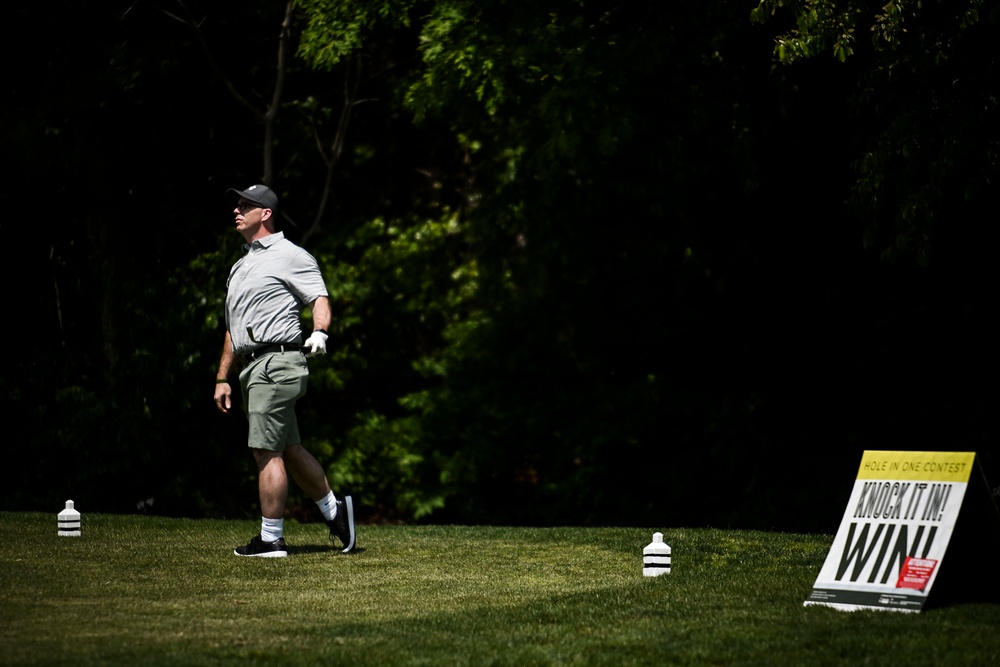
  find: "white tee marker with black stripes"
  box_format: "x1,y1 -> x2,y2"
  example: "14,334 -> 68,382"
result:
58,500 -> 81,537
643,532 -> 671,576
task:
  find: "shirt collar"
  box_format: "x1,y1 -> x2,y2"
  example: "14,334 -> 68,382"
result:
242,231 -> 285,254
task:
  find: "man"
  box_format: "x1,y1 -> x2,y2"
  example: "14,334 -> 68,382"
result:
213,183 -> 356,557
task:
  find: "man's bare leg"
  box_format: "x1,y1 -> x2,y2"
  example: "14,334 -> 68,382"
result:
284,444 -> 331,501
254,449 -> 288,519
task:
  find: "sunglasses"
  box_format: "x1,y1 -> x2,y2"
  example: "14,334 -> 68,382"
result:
236,201 -> 263,214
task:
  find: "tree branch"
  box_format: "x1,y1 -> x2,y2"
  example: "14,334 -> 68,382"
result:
262,0 -> 294,185
302,54 -> 363,245
170,0 -> 263,122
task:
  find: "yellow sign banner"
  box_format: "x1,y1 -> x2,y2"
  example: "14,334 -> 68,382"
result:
856,451 -> 975,482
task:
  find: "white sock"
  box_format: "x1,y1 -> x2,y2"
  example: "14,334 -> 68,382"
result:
316,491 -> 338,521
261,516 -> 284,542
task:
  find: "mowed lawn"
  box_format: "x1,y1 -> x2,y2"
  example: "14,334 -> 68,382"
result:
0,512 -> 997,666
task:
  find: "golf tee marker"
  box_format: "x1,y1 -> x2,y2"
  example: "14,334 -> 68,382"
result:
643,532 -> 671,576
58,500 -> 81,537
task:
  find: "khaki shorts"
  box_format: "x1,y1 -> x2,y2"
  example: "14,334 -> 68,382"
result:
238,351 -> 309,451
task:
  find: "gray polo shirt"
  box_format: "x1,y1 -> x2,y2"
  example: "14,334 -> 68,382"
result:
225,231 -> 329,356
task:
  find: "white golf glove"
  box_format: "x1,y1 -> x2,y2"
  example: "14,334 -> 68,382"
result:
303,330 -> 328,357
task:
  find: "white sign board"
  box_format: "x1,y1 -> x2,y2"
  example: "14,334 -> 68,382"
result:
804,450 -> 976,613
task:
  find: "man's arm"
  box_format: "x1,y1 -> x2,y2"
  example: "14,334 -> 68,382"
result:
303,296 -> 331,357
214,331 -> 235,413
311,296 -> 332,332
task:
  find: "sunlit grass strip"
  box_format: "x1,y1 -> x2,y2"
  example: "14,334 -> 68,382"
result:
1,513 -> 998,666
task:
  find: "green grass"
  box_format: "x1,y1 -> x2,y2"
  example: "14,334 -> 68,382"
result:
1,513 -> 997,666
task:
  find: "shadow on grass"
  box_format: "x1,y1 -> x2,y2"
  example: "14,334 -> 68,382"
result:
287,544 -> 368,556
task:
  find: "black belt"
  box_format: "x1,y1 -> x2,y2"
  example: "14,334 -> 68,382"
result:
242,343 -> 301,363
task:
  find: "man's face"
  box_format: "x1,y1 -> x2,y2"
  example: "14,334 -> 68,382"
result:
234,199 -> 269,239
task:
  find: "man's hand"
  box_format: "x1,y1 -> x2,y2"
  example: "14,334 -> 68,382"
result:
304,330 -> 329,357
214,380 -> 232,413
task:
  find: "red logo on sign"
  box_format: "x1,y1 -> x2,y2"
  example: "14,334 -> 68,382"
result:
896,557 -> 938,591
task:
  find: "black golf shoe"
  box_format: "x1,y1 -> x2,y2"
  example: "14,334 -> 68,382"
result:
234,533 -> 288,558
325,496 -> 356,553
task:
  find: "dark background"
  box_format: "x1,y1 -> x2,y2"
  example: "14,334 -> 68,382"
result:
3,0 -> 997,532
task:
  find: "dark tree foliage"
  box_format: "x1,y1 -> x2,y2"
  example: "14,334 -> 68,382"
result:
3,0 -> 997,531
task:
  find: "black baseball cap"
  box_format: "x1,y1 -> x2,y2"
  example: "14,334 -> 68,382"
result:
227,184 -> 279,212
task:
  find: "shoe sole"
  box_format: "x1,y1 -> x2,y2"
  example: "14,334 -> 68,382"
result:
234,548 -> 288,558
341,496 -> 356,553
